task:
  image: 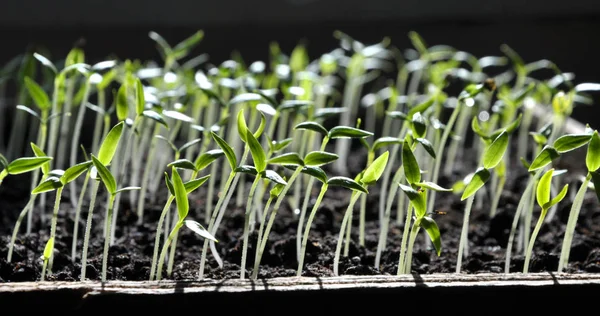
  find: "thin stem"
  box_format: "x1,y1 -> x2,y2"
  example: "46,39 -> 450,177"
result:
375,167 -> 403,268
396,204 -> 414,275
156,222 -> 183,281
240,176 -> 263,279
403,222 -> 421,274
558,174 -> 591,271
333,191 -> 362,276
523,209 -> 547,273
71,171 -> 90,262
47,187 -> 63,274
489,175 -> 506,218
81,180 -> 100,280
56,77 -> 76,169
297,184 -> 328,276
150,195 -> 175,280
91,89 -> 106,155
167,210 -> 180,277
456,194 -> 475,273
101,196 -> 116,282
7,196 -> 36,262
379,124 -> 408,224
136,124 -> 161,225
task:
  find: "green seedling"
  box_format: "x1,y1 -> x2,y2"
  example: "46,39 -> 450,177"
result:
523,168 -> 569,272
0,154 -> 52,186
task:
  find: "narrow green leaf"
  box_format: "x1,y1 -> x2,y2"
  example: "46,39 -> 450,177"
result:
295,121 -> 328,137
403,143 -> 421,184
211,132 -> 237,170
24,77 -> 51,111
386,111 -> 407,121
30,143 -> 50,175
33,53 -> 57,74
164,172 -> 174,196
184,220 -> 218,242
142,110 -> 168,128
543,183 -> 569,210
253,112 -> 266,138
16,105 -> 40,120
168,159 -> 197,171
61,161 -> 92,185
315,107 -> 346,119
399,184 -> 426,218
529,146 -> 560,171
98,121 -> 124,165
135,78 -> 145,116
91,155 -> 116,195
373,137 -> 403,152
194,149 -> 224,171
272,138 -> 293,152
179,139 -> 202,153
148,31 -> 173,56
491,113 -> 522,138
536,168 -> 554,208
482,131 -> 509,169
301,166 -> 328,183
162,110 -> 194,123
7,157 -> 53,175
172,30 -> 204,59
328,126 -> 374,139
586,131 -> 600,172
420,216 -> 442,256
184,175 -> 211,194
114,186 -> 142,195
172,167 -> 189,221
43,237 -> 54,260
553,134 -> 592,154
328,176 -> 368,194
303,151 -> 338,167
229,93 -> 262,106
407,96 -> 436,117
237,109 -> 249,142
415,181 -> 452,192
262,170 -> 288,185
411,112 -> 427,138
270,183 -> 286,198
246,129 -> 266,173
116,83 -> 129,121
32,176 -> 63,194
461,167 -> 491,200
235,165 -> 258,175
471,116 -> 488,139
65,48 -> 85,67
362,151 -> 390,186
416,138 -> 436,159
267,153 -> 304,166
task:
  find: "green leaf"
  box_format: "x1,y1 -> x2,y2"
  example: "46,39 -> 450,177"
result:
267,153 -> 304,166
411,112 -> 427,138
262,170 -> 288,185
65,48 -> 85,67
529,146 -> 560,171
271,138 -> 293,152
536,168 -> 554,208
246,129 -> 266,173
586,131 -> 600,172
295,121 -> 328,137
491,113 -> 522,137
235,165 -> 258,175
415,181 -> 452,192
7,157 -> 53,175
253,112 -> 266,138
315,107 -> 346,119
361,151 -> 389,186
114,186 -> 142,195
403,143 -> 421,184
300,166 -> 328,183
135,78 -> 145,116
407,96 -> 436,117
61,161 -> 92,185
91,155 -> 116,195
543,183 -> 569,210
30,143 -> 50,175
211,132 -> 237,170
194,149 -> 224,171
24,77 -> 51,111
33,52 -> 57,74
184,175 -> 210,194
471,116 -> 488,139
43,237 -> 54,260
372,137 -> 403,152
237,109 -> 249,142
164,172 -> 174,196
270,183 -> 286,198
328,176 -> 368,194
116,83 -> 129,121
399,184 -> 426,218
590,170 -> 600,203
149,31 -> 173,56
328,126 -> 374,139
32,176 -> 63,194
172,167 -> 189,221
98,121 -> 124,165
303,151 -> 338,167
155,135 -> 177,153
229,93 -> 262,106
482,131 -> 509,169
168,159 -> 197,171
461,167 -> 491,200
184,220 -> 218,242
420,216 -> 442,256
142,110 -> 168,128
172,30 -> 204,60
386,111 -> 407,121
179,139 -> 202,153
416,138 -> 436,159
553,134 -> 592,154
162,110 -> 194,123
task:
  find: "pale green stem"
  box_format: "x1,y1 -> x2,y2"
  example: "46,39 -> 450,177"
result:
46,187 -> 63,275
333,191 -> 362,276
167,210 -> 180,277
150,195 -> 175,280
136,123 -> 161,225
69,79 -> 92,206
403,222 -> 421,274
7,196 -> 36,262
91,89 -> 106,155
443,104 -> 471,177
456,194 -> 475,273
255,196 -> 274,267
80,180 -> 100,281
523,208 -> 548,273
396,203 -> 414,275
379,124 -> 409,223
558,174 -> 591,271
101,195 -> 116,282
375,167 -> 403,268
240,176 -> 262,279
156,221 -> 183,281
297,184 -> 328,276
489,175 -> 506,218
56,77 -> 76,169
71,171 -> 90,262
26,112 -> 47,235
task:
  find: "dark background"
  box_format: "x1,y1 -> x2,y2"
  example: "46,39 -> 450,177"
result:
1,0 -> 600,127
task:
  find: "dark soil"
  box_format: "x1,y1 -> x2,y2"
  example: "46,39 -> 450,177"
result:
1,143 -> 600,282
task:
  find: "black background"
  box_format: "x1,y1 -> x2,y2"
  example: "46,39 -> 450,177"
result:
1,0 -> 600,127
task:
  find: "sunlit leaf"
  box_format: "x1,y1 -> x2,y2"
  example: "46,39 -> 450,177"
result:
246,129 -> 266,173
168,159 -> 197,171
194,149 -> 224,171
420,216 -> 442,256
98,121 -> 124,165
415,181 -> 452,192
361,151 -> 389,186
262,170 -> 287,185
211,132 -> 237,170
7,157 -> 53,175
61,161 -> 92,185
24,77 -> 51,111
43,237 -> 54,260
184,220 -> 218,242
164,172 -> 174,196
482,131 -> 508,169
461,167 -> 490,200
304,151 -> 338,167
372,137 -> 403,152
536,168 -> 554,208
295,121 -> 328,136
586,131 -> 600,172
553,134 -> 592,154
184,174 -> 210,194
399,184 -> 426,218
142,110 -> 168,128
268,153 -> 304,166
328,176 -> 368,193
116,83 -> 129,121
235,165 -> 258,175
529,146 -> 560,171
114,186 -> 142,195
300,166 -> 328,183
229,93 -> 262,106
403,143 -> 420,184
172,167 -> 189,221
91,155 -> 116,195
411,112 -> 427,138
543,183 -> 569,210
33,52 -> 57,74
16,105 -> 40,120
416,138 -> 436,159
32,176 -> 63,194
329,126 -> 373,139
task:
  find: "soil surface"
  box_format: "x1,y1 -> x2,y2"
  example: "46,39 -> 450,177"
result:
1,143 -> 600,282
